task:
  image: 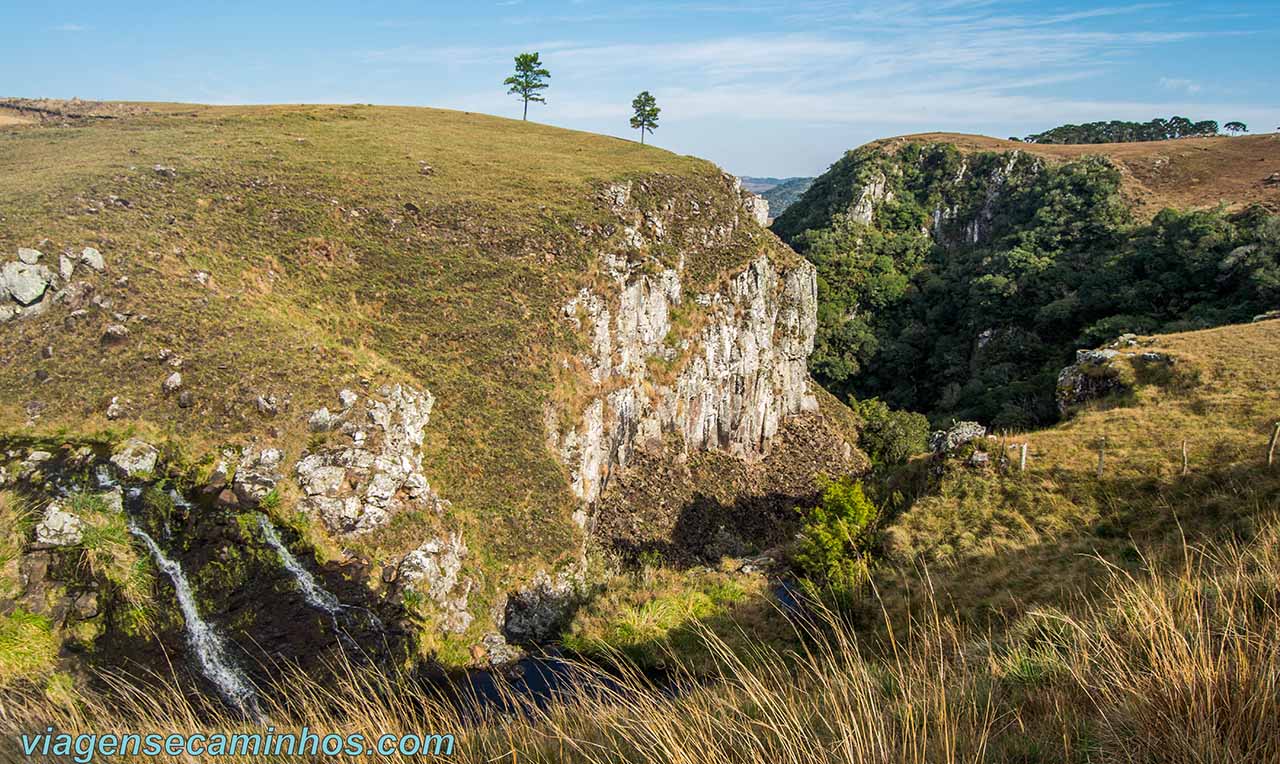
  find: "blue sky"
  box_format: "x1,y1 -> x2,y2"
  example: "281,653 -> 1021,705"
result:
4,1 -> 1278,176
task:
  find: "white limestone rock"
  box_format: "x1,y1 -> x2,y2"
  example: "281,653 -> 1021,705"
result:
110,438 -> 159,477
295,384 -> 443,535
549,249 -> 819,505
35,502 -> 85,546
80,247 -> 106,272
398,532 -> 473,634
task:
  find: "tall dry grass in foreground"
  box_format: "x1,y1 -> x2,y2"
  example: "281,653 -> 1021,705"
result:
3,521 -> 1279,764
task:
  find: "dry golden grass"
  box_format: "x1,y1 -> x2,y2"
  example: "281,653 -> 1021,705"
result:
873,319 -> 1280,646
4,513 -> 1279,762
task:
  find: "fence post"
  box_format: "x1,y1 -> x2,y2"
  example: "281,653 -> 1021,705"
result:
1181,440 -> 1189,476
1096,437 -> 1106,478
1019,443 -> 1028,472
1269,422 -> 1280,467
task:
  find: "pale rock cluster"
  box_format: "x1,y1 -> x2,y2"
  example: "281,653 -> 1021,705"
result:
397,532 -> 473,634
294,385 -> 444,535
0,246 -> 106,323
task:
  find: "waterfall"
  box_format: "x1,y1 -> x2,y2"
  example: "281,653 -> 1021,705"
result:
254,519 -> 381,632
257,515 -> 384,632
128,523 -> 261,719
257,516 -> 342,614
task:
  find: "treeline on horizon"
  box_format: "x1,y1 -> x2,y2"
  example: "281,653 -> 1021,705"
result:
1020,116 -> 1244,144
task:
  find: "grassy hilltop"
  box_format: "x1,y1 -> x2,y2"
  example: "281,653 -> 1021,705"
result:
0,100 -> 808,656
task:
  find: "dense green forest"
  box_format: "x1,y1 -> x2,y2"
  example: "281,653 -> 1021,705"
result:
773,142 -> 1280,427
1021,116 -> 1226,144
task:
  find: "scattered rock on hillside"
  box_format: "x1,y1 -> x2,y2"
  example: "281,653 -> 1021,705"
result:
295,384 -> 444,535
17,247 -> 42,264
162,372 -> 183,394
1253,309 -> 1280,323
2,260 -> 53,305
153,165 -> 176,178
177,390 -> 194,408
398,532 -> 473,634
35,502 -> 84,546
255,395 -> 279,416
79,247 -> 105,272
338,389 -> 358,409
105,397 -> 123,420
929,421 -> 987,454
101,325 -> 129,345
110,438 -> 159,477
307,407 -> 332,432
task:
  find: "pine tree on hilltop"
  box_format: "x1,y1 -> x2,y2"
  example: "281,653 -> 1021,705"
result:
630,91 -> 660,145
504,52 -> 550,121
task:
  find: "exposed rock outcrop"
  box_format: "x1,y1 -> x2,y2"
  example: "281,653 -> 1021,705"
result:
1056,337 -> 1175,415
502,568 -> 586,645
34,501 -> 85,546
233,447 -> 284,506
294,385 -> 445,535
550,251 -> 819,509
928,421 -> 988,455
0,245 -> 109,322
398,532 -> 473,634
109,438 -> 158,477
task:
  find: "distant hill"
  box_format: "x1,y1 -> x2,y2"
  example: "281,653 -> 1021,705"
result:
773,131 -> 1280,428
739,176 -> 790,193
761,176 -> 814,216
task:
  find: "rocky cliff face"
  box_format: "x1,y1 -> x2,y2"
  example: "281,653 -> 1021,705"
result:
547,178 -> 820,516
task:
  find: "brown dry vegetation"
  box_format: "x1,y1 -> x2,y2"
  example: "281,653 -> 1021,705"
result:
4,514 -> 1279,763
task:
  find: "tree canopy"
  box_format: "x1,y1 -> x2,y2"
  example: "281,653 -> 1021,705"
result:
1023,116 -> 1219,144
629,91 -> 660,145
775,143 -> 1280,428
504,52 -> 550,121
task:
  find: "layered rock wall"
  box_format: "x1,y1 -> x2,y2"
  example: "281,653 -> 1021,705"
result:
548,179 -> 820,510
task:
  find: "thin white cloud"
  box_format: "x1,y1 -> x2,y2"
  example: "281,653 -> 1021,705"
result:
1159,76 -> 1202,94
52,23 -> 88,32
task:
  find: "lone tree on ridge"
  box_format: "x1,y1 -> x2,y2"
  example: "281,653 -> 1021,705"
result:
504,52 -> 550,121
630,91 -> 660,145
1224,121 -> 1248,135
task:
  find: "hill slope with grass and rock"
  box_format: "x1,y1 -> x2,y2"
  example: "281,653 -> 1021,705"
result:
773,131 -> 1280,429
0,100 -> 861,686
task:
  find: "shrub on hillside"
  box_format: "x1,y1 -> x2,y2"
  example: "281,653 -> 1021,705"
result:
851,397 -> 929,467
793,476 -> 878,595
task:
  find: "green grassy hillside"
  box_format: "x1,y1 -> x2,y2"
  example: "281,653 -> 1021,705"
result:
872,317 -> 1280,638
0,102 -> 821,657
